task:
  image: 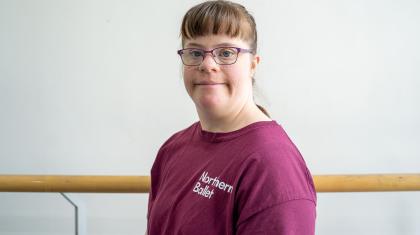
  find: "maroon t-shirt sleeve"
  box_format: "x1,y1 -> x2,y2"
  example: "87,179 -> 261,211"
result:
147,132 -> 180,221
234,143 -> 317,234
236,200 -> 316,234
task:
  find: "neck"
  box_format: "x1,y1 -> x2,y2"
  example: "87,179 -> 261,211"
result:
196,100 -> 271,133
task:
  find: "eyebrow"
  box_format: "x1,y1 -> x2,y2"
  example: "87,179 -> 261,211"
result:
184,42 -> 238,48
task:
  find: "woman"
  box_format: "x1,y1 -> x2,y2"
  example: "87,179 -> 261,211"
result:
147,1 -> 317,234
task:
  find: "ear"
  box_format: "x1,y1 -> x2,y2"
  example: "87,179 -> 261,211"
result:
250,54 -> 260,76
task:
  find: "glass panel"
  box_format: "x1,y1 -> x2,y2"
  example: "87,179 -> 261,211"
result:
316,192 -> 420,234
0,193 -> 74,235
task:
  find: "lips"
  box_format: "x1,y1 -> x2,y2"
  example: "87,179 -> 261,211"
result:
195,81 -> 225,85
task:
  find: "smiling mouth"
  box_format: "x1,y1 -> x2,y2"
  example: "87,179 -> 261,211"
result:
195,82 -> 225,86
196,83 -> 223,86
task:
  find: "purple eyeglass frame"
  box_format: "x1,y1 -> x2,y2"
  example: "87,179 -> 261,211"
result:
177,47 -> 255,66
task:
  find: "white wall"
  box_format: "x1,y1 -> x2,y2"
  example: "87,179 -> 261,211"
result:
0,0 -> 419,234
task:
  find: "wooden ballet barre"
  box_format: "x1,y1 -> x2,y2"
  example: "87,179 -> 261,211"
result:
0,175 -> 150,193
0,174 -> 419,193
312,174 -> 420,192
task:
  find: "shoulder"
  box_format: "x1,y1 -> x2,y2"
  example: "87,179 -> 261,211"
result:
247,140 -> 306,176
151,122 -> 198,170
157,121 -> 198,153
236,121 -> 301,158
233,139 -> 317,225
238,140 -> 314,199
149,122 -> 199,196
233,123 -> 317,213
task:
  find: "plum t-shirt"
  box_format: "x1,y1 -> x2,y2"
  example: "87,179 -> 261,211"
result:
147,120 -> 317,235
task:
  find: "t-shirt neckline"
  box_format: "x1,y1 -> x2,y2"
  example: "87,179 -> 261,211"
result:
195,120 -> 278,143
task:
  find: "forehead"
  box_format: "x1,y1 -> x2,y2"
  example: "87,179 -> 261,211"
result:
184,34 -> 249,49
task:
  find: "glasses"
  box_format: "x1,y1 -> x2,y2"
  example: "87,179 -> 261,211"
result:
177,47 -> 254,66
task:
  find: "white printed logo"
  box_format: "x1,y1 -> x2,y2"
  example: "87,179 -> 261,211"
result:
192,171 -> 233,199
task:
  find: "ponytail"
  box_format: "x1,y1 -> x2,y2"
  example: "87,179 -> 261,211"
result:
256,104 -> 270,118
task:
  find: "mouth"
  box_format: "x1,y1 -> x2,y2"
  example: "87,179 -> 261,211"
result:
195,83 -> 225,89
194,82 -> 225,86
196,83 -> 224,86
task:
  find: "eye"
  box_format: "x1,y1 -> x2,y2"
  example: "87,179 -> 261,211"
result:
218,48 -> 236,58
189,49 -> 203,57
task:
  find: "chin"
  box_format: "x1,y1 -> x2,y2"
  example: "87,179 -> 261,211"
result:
194,96 -> 227,112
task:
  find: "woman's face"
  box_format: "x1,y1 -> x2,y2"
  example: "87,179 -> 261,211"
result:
182,34 -> 260,117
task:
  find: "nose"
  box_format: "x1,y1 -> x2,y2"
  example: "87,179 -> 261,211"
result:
199,52 -> 219,72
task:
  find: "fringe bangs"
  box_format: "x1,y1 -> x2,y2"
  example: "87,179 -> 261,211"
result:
181,1 -> 256,48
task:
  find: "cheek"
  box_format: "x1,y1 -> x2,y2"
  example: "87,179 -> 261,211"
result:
223,67 -> 252,91
182,67 -> 196,94
182,67 -> 193,81
183,65 -> 195,72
